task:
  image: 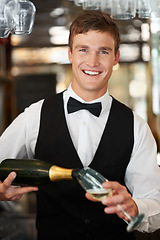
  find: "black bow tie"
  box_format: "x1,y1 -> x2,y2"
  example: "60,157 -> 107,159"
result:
67,97 -> 102,117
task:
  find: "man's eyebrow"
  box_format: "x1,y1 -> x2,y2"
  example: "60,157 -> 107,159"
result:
99,47 -> 113,52
75,45 -> 89,49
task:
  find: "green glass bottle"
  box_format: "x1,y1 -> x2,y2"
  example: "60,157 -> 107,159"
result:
0,159 -> 78,186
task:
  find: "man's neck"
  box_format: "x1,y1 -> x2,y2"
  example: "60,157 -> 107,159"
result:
71,84 -> 108,102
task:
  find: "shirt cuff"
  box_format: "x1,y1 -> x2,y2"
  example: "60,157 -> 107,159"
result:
133,198 -> 160,232
133,198 -> 149,232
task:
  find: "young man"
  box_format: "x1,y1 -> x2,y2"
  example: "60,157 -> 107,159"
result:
0,10 -> 160,240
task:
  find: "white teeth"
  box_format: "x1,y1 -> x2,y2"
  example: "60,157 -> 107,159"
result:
83,70 -> 101,76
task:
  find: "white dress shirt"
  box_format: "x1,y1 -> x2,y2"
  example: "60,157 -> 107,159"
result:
0,84 -> 160,232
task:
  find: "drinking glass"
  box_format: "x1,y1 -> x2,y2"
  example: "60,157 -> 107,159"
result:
82,0 -> 100,10
111,0 -> 136,20
5,0 -> 36,35
0,18 -> 10,38
150,0 -> 160,18
76,167 -> 144,232
74,0 -> 84,7
100,0 -> 112,14
0,0 -> 10,38
136,0 -> 151,18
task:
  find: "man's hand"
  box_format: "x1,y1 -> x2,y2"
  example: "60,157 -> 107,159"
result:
86,181 -> 138,221
0,172 -> 38,201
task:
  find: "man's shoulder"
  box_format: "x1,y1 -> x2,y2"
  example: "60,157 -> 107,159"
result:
111,96 -> 133,116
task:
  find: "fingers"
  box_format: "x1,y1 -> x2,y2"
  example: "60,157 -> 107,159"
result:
3,172 -> 17,188
7,186 -> 38,201
103,198 -> 138,220
85,192 -> 99,202
0,172 -> 38,201
102,181 -> 130,195
103,200 -> 132,215
1,186 -> 38,201
12,186 -> 39,196
3,171 -> 38,193
85,180 -> 138,219
101,181 -> 138,218
102,181 -> 132,204
9,194 -> 23,201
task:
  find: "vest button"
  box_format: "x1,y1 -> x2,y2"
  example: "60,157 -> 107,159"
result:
85,218 -> 90,224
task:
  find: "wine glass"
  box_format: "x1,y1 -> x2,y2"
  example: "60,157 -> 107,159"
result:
82,0 -> 100,10
75,167 -> 144,232
0,19 -> 10,38
111,0 -> 136,20
4,0 -> 36,35
0,0 -> 11,38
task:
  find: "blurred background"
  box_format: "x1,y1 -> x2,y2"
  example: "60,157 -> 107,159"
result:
0,0 -> 160,239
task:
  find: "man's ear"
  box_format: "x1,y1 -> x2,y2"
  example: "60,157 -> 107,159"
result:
68,47 -> 72,63
114,50 -> 120,66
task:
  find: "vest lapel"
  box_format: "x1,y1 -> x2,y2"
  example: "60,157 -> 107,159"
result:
35,92 -> 83,168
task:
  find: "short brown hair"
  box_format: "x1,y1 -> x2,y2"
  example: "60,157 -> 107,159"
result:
69,10 -> 120,55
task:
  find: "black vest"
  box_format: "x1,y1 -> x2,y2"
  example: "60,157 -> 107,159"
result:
34,92 -> 135,240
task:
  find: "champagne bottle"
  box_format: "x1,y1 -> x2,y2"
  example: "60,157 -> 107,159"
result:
0,159 -> 80,186
0,159 -> 107,190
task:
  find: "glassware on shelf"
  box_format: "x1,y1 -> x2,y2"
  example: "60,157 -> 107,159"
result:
0,18 -> 10,38
74,167 -> 144,232
73,0 -> 160,20
100,0 -> 112,14
74,0 -> 84,7
4,0 -> 36,35
82,0 -> 100,10
150,0 -> 160,18
111,0 -> 136,20
136,0 -> 151,18
0,0 -> 11,38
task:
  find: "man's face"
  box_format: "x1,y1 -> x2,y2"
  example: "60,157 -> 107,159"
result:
68,30 -> 120,101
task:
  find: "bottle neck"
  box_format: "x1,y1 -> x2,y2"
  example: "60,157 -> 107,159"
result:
71,168 -> 81,180
49,165 -> 78,182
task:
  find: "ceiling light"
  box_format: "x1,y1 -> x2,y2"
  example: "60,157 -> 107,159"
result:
50,8 -> 65,18
49,26 -> 67,36
49,26 -> 69,45
11,35 -> 23,46
129,79 -> 147,98
50,35 -> 68,45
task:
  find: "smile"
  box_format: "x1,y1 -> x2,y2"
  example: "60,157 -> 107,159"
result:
83,70 -> 102,76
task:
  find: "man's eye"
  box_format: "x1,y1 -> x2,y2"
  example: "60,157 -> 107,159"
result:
80,49 -> 87,52
100,50 -> 108,54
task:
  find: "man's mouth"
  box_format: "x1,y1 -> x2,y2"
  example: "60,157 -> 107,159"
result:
82,70 -> 102,76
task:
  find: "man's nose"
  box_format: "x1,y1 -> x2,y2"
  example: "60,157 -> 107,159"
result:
86,52 -> 99,67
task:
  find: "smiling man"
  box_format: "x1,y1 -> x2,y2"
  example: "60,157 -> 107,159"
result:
68,30 -> 120,101
0,10 -> 160,240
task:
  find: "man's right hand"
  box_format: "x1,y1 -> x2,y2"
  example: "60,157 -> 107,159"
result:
0,172 -> 38,201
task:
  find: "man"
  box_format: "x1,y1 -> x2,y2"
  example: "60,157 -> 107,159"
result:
0,10 -> 160,240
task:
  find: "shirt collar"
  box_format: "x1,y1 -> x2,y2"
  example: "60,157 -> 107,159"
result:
64,83 -> 110,113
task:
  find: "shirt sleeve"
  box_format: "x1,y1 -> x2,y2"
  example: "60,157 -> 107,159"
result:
125,112 -> 160,232
0,100 -> 43,162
